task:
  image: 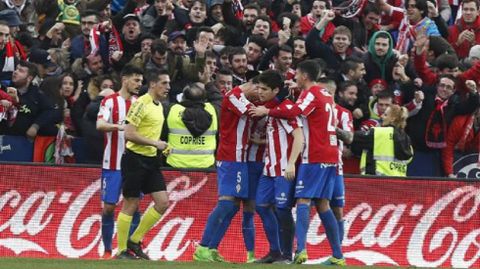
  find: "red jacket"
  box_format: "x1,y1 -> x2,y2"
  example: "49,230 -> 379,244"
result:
448,16 -> 480,59
442,114 -> 480,175
414,52 -> 480,94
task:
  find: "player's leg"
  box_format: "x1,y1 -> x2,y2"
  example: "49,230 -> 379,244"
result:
242,199 -> 256,261
101,169 -> 121,258
314,167 -> 345,265
274,176 -> 296,262
330,174 -> 345,244
204,196 -> 240,262
243,161 -> 263,261
128,162 -> 168,260
194,161 -> 246,261
254,176 -> 282,263
293,163 -> 318,264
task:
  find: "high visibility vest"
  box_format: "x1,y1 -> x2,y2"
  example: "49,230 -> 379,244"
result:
166,103 -> 217,168
360,127 -> 411,177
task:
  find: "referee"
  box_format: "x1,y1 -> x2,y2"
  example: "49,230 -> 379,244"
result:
115,69 -> 171,259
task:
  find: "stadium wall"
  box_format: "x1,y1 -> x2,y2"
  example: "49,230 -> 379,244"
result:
0,163 -> 479,267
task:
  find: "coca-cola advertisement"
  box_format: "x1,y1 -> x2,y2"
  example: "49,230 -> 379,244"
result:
0,164 -> 479,267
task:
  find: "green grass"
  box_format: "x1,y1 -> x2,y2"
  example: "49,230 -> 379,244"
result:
0,258 -> 399,269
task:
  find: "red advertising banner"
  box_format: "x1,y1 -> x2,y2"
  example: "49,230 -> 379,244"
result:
0,164 -> 479,267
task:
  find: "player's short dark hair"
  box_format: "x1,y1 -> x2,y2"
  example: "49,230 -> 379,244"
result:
338,80 -> 358,94
217,68 -> 232,77
296,60 -> 321,82
121,65 -> 143,78
258,70 -> 284,90
340,56 -> 363,75
17,60 -> 38,78
151,39 -> 168,55
228,47 -> 247,63
436,54 -> 459,70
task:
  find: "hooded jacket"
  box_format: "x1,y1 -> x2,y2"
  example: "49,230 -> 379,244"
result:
363,31 -> 398,85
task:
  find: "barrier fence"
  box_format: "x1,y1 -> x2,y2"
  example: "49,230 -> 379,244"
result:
0,163 -> 479,267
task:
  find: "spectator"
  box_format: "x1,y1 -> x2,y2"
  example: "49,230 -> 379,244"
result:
442,106 -> 480,178
229,46 -> 248,87
363,31 -> 397,85
0,9 -> 26,60
300,0 -> 334,41
447,0 -> 480,60
359,90 -> 394,130
165,82 -> 217,168
0,20 -> 17,85
406,75 -> 480,176
352,104 -> 413,176
0,60 -> 62,138
70,10 -> 101,62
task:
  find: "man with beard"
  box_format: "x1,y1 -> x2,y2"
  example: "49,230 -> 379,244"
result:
70,10 -> 101,62
96,65 -> 143,259
168,31 -> 187,55
229,47 -> 248,87
363,31 -> 398,85
222,2 -> 260,44
1,61 -> 62,138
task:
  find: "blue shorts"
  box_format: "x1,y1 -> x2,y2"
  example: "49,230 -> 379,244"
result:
217,161 -> 249,199
256,175 -> 295,209
330,174 -> 345,207
101,169 -> 122,204
247,162 -> 264,200
295,164 -> 337,199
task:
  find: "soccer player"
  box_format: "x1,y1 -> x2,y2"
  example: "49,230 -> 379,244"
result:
254,70 -> 304,263
320,78 -> 354,246
193,79 -> 259,262
96,65 -> 143,258
115,69 -> 170,259
250,60 -> 345,265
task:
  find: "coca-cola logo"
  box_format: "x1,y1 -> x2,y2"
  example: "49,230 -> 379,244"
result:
1,165 -> 479,268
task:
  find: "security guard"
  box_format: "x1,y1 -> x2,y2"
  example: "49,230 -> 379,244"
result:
351,104 -> 413,176
166,82 -> 218,168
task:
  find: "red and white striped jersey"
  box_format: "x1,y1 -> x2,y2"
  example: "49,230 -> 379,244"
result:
97,93 -> 136,170
264,100 -> 302,177
297,85 -> 339,164
335,104 -> 353,175
217,86 -> 254,162
246,116 -> 267,162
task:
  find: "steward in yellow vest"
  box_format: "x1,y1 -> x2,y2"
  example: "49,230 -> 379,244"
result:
166,83 -> 217,168
352,105 -> 413,176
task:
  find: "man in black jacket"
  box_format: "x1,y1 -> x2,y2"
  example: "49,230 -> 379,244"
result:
0,61 -> 62,138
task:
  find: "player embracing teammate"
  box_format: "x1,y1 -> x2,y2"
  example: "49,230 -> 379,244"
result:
250,60 -> 346,265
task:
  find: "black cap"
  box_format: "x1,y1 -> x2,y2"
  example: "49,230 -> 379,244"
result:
28,48 -> 56,68
0,9 -> 22,27
168,31 -> 186,42
122,13 -> 140,24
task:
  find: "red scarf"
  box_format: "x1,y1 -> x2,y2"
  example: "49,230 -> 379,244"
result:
89,23 -> 123,64
2,42 -> 15,73
425,96 -> 448,149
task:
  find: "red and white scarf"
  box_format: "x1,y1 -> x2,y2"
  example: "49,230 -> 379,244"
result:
2,42 -> 15,73
396,16 -> 429,54
89,23 -> 123,64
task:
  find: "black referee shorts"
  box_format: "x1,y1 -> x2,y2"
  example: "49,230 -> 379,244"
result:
121,149 -> 166,198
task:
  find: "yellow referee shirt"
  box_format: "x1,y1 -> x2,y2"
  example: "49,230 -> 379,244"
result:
126,93 -> 164,157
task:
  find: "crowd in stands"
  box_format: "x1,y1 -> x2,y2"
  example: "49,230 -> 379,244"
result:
0,0 -> 479,177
